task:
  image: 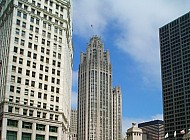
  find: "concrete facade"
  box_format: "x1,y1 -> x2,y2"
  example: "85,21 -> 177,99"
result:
113,86 -> 122,140
77,36 -> 113,140
126,123 -> 143,140
0,0 -> 73,139
70,109 -> 77,140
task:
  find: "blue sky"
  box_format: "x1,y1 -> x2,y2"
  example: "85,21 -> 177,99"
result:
71,0 -> 190,134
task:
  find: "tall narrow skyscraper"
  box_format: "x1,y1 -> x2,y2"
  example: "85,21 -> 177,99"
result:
0,0 -> 73,139
77,36 -> 113,140
159,12 -> 190,139
113,86 -> 122,140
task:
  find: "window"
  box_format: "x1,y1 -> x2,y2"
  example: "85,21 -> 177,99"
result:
14,37 -> 19,44
36,135 -> 45,140
46,49 -> 50,55
50,95 -> 54,101
14,46 -> 18,53
13,56 -> 17,62
29,110 -> 33,116
35,36 -> 38,42
40,65 -> 43,70
16,19 -> 21,26
23,109 -> 27,115
32,71 -> 35,77
40,56 -> 44,62
37,11 -> 41,16
51,78 -> 55,83
55,106 -> 58,111
15,28 -> 20,35
16,97 -> 20,103
45,75 -> 48,81
25,79 -> 29,85
26,70 -> 30,76
57,79 -> 60,84
18,67 -> 22,74
30,101 -> 34,106
59,37 -> 62,43
50,105 -> 53,110
24,5 -> 28,10
42,30 -> 46,36
45,66 -> 49,72
35,27 -> 39,33
27,60 -> 31,67
12,66 -> 16,72
10,86 -> 14,92
21,31 -> 25,37
8,106 -> 13,112
30,25 -> 33,31
56,97 -> 59,102
25,89 -> 29,95
16,87 -> 21,93
18,2 -> 22,7
31,8 -> 35,14
30,17 -> 34,23
19,58 -> 23,64
51,86 -> 54,92
22,133 -> 31,140
43,21 -> 46,28
44,94 -> 47,100
22,22 -> 26,28
57,62 -> 61,67
37,102 -> 41,108
15,107 -> 19,114
11,75 -> 15,82
32,62 -> 36,68
50,114 -> 53,120
20,39 -> 25,46
34,44 -> 38,50
17,11 -> 21,17
56,88 -> 59,93
55,115 -> 58,121
36,124 -> 45,131
9,96 -> 13,102
28,51 -> 31,57
43,103 -> 46,109
33,53 -> 37,59
30,90 -> 34,96
7,119 -> 18,127
49,126 -> 58,133
29,34 -> 33,40
48,24 -> 51,30
31,81 -> 35,87
37,111 -> 41,117
42,113 -> 46,118
24,99 -> 28,105
23,13 -> 27,19
7,131 -> 17,140
17,77 -> 21,83
58,45 -> 61,51
47,33 -> 51,38
58,53 -> 61,59
28,42 -> 32,48
38,92 -> 42,98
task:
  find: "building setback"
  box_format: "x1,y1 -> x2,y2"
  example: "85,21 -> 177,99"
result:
77,36 -> 122,140
0,0 -> 73,139
159,12 -> 190,139
113,86 -> 122,140
138,120 -> 164,140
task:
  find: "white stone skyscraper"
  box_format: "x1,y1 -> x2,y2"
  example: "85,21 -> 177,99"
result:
0,0 -> 73,139
77,36 -> 113,140
112,86 -> 122,140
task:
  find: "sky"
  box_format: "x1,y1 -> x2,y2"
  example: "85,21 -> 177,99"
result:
71,0 -> 190,134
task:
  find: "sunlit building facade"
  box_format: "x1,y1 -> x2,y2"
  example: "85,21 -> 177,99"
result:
113,86 -> 122,140
77,36 -> 113,140
0,0 -> 73,139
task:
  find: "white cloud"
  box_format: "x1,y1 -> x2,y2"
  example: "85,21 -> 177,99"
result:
73,0 -> 190,87
71,91 -> 78,109
72,70 -> 78,88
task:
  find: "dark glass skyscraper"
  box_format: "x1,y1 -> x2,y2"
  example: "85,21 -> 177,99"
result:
159,12 -> 190,139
